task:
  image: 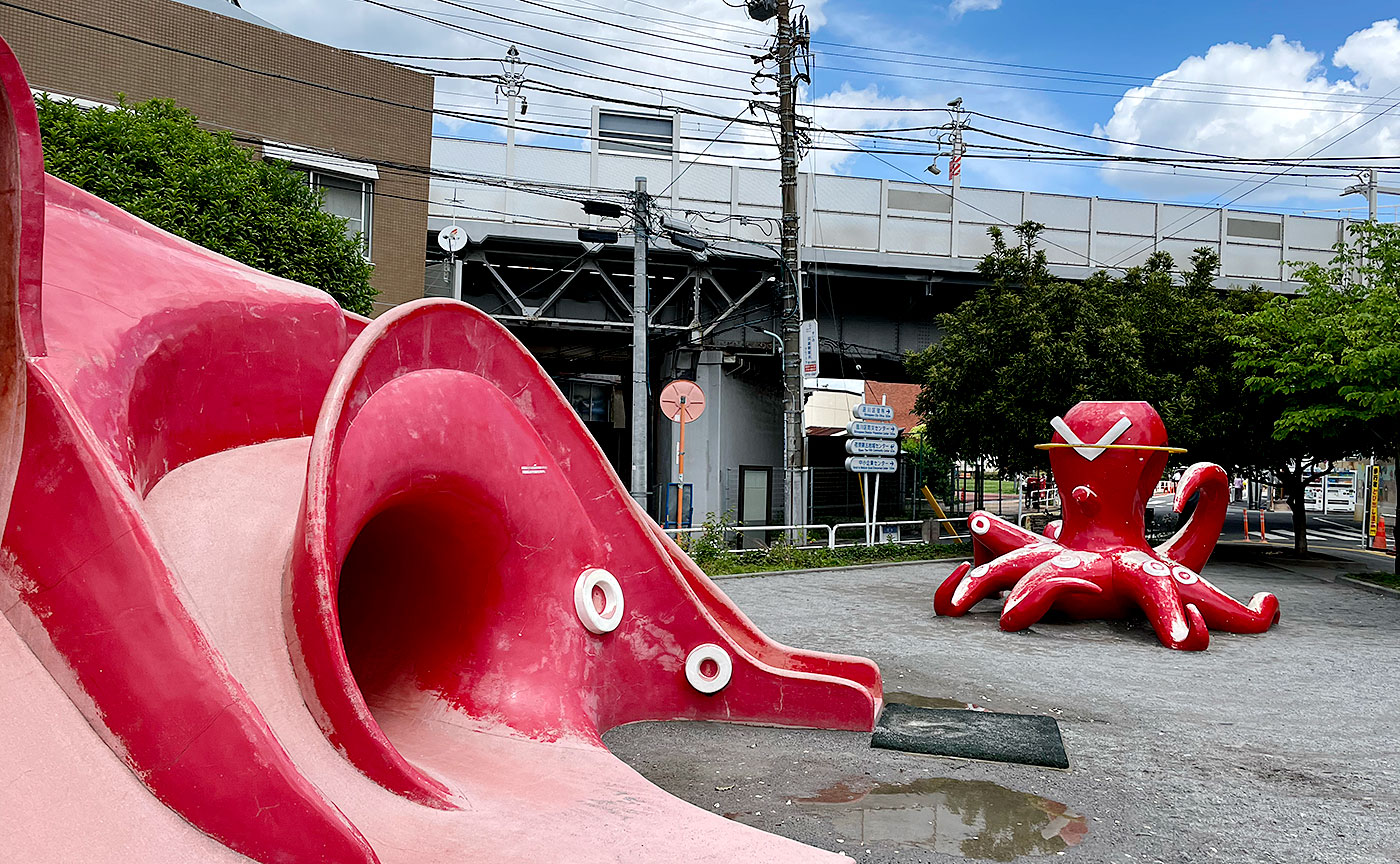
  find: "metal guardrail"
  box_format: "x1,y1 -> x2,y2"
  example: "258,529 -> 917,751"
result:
663,518 -> 968,550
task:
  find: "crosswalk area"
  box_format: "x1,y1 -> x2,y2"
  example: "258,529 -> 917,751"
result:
1268,526 -> 1361,542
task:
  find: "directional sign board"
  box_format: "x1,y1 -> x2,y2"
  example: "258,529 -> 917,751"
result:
846,438 -> 899,456
846,420 -> 899,440
852,403 -> 895,422
845,456 -> 898,474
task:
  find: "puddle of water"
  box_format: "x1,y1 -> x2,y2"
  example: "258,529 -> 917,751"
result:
791,777 -> 1088,861
884,690 -> 987,712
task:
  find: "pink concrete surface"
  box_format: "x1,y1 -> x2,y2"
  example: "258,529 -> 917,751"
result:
0,612 -> 253,863
142,437 -> 851,863
0,32 -> 880,862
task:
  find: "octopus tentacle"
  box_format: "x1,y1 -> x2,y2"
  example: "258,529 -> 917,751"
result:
965,510 -> 1049,565
998,554 -> 1107,632
1173,569 -> 1280,633
934,543 -> 1062,617
1113,559 -> 1210,651
1154,462 -> 1229,573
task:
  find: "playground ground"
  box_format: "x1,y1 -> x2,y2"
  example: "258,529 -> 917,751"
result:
605,553 -> 1400,864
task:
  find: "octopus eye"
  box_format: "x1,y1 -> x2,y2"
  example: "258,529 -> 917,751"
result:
1142,560 -> 1170,577
969,515 -> 991,535
1171,566 -> 1200,585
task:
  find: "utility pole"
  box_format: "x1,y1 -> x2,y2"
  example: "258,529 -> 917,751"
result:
775,0 -> 807,529
631,176 -> 650,509
496,46 -> 527,223
927,98 -> 968,257
1342,168 -> 1400,221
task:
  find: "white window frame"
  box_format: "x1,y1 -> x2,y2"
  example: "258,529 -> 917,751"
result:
263,141 -> 377,261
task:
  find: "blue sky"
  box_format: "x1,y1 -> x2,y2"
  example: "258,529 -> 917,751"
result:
242,0 -> 1400,219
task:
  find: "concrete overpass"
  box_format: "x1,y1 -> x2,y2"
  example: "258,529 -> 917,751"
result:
423,124 -> 1350,526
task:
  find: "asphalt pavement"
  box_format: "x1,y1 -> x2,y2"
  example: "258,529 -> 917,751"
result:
604,554 -> 1400,864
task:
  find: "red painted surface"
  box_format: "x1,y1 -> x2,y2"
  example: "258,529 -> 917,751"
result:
287,301 -> 881,809
0,36 -> 879,862
934,401 -> 1280,650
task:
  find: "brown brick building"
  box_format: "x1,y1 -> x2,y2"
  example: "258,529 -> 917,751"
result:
0,0 -> 433,309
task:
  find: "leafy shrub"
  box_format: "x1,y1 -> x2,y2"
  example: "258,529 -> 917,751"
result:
36,94 -> 376,315
691,540 -> 971,577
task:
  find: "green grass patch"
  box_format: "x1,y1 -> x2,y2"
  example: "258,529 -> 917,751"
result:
1349,570 -> 1400,590
692,542 -> 971,577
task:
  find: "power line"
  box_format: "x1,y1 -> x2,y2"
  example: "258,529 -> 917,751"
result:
815,123 -> 1112,269
375,0 -> 756,79
808,51 -> 1400,114
371,0 -> 1400,124
1105,80 -> 1400,267
656,110 -> 746,198
496,0 -> 756,59
358,0 -> 769,99
804,60 -> 1400,117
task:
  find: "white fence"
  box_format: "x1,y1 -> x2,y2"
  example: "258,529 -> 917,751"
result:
663,518 -> 966,550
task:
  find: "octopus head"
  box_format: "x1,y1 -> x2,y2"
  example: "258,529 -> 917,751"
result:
1043,401 -> 1172,520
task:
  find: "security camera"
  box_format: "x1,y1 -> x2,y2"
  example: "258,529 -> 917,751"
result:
948,97 -> 963,109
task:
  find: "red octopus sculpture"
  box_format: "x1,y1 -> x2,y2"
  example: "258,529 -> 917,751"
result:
934,401 -> 1280,650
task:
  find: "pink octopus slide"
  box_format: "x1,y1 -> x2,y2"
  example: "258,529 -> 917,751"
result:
0,38 -> 880,863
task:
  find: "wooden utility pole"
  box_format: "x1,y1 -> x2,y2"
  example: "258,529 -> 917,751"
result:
775,0 -> 805,528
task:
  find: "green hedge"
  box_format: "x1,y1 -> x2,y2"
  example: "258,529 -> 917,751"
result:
691,541 -> 971,577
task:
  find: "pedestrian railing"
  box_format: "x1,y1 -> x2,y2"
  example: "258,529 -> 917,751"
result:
662,517 -> 968,550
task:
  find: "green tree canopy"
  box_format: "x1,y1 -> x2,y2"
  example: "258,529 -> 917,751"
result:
36,95 -> 376,315
907,222 -> 1267,479
1232,220 -> 1400,565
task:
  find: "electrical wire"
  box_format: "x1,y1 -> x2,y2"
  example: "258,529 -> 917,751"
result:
358,0 -> 765,97
656,111 -> 746,198
1104,80 -> 1400,267
815,123 -> 1113,269
370,0 -> 1400,121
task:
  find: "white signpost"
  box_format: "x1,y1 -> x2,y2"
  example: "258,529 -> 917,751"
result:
844,456 -> 898,473
845,401 -> 901,544
800,319 -> 819,379
846,419 -> 899,439
852,403 -> 894,421
845,438 -> 899,457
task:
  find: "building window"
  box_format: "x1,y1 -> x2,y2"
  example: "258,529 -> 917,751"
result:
307,170 -> 372,259
563,379 -> 612,423
262,141 -> 378,261
595,109 -> 674,157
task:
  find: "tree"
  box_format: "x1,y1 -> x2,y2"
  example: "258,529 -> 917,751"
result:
35,95 -> 376,315
1233,221 -> 1400,567
908,222 -> 1264,481
901,423 -> 955,506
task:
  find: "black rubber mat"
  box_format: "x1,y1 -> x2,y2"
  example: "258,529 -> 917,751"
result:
871,701 -> 1069,769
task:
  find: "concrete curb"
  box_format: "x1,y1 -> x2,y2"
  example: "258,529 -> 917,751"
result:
710,557 -> 968,580
1338,575 -> 1400,598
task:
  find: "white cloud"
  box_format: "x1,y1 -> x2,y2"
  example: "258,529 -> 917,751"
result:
1098,20 -> 1400,206
949,0 -> 1001,19
807,83 -> 934,174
